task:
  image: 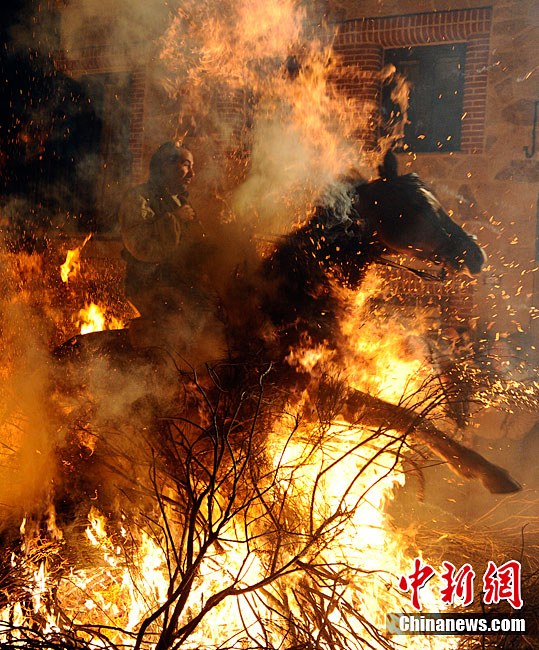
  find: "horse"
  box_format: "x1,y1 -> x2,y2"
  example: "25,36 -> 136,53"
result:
245,151 -> 486,361
52,151 -> 519,496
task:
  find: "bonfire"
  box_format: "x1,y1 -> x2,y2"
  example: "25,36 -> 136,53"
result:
0,0 -> 537,649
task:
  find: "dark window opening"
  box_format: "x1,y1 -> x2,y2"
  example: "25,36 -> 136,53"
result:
382,44 -> 466,153
0,63 -> 133,245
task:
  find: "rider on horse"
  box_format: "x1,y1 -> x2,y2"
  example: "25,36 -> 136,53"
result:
119,142 -> 213,351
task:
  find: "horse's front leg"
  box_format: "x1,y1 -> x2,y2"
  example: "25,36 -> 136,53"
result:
339,387 -> 521,495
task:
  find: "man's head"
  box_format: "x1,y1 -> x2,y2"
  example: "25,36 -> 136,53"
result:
149,141 -> 194,195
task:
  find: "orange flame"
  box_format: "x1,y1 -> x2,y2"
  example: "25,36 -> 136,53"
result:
160,0 -> 375,234
77,302 -> 124,334
60,234 -> 92,283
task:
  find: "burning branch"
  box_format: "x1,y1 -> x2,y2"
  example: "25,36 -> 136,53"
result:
1,360 -> 444,649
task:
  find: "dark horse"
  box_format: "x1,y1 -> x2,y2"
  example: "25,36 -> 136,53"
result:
55,152 -> 519,495
249,151 -> 486,361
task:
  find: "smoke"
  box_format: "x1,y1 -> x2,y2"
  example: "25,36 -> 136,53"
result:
0,255 -> 61,527
231,119 -> 335,232
58,0 -> 171,68
0,276 -> 171,529
5,0 -> 377,240
159,0 -> 372,238
0,231 -> 158,528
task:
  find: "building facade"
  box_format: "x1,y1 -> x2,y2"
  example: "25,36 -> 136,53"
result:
328,0 -> 538,341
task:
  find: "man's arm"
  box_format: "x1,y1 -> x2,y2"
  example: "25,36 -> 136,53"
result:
119,189 -> 193,263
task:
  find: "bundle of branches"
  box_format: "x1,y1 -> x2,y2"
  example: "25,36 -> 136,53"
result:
1,361 -> 426,650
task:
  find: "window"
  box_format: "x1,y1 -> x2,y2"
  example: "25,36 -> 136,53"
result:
383,44 -> 466,153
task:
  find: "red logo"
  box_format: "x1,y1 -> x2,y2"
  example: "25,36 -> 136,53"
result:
398,558 -> 435,611
483,560 -> 523,609
398,559 -> 523,611
440,561 -> 476,607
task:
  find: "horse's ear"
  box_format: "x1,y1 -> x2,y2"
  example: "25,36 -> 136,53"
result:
379,150 -> 399,180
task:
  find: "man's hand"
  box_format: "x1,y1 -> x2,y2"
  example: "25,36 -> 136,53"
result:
175,204 -> 196,223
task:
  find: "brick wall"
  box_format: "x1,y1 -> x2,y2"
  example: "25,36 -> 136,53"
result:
331,44 -> 384,148
129,68 -> 147,181
55,47 -> 147,180
215,88 -> 250,154
327,7 -> 495,330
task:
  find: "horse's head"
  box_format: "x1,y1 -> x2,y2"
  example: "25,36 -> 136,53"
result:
309,173 -> 485,291
351,155 -> 486,276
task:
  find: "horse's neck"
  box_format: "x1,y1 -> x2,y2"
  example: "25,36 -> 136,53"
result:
225,214 -> 376,361
259,221 -> 366,354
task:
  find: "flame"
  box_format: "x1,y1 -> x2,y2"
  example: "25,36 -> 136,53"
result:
160,0 -> 376,234
79,507 -> 169,634
77,302 -> 124,334
60,233 -> 92,283
341,288 -> 429,403
266,421 -> 453,649
1,426 -> 457,649
1,315 -> 456,649
288,271 -> 433,405
378,63 -> 412,154
5,292 -> 450,648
